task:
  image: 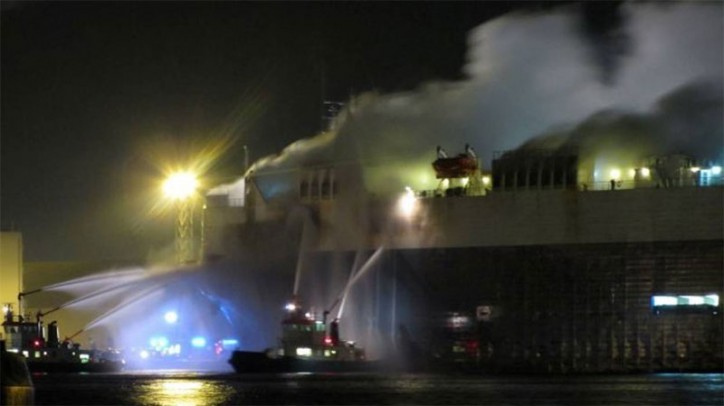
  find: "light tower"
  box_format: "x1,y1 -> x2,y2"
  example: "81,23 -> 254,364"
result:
163,171 -> 199,265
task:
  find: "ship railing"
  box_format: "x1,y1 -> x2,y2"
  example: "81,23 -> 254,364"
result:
414,179 -> 723,198
581,179 -> 724,191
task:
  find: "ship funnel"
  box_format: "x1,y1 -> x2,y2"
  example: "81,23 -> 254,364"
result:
330,319 -> 340,346
47,321 -> 60,348
3,303 -> 13,324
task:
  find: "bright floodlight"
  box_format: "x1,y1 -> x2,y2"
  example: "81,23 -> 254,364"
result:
163,171 -> 198,200
397,187 -> 418,218
164,311 -> 178,324
712,166 -> 722,175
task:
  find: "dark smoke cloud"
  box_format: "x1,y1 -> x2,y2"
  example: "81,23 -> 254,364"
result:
242,2 -> 722,198
578,1 -> 631,85
517,80 -> 723,165
655,80 -> 724,161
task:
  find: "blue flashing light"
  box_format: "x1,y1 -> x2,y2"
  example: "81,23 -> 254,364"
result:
150,336 -> 169,349
221,339 -> 239,347
164,311 -> 178,324
191,336 -> 206,348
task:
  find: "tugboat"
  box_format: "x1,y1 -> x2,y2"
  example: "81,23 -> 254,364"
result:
229,297 -> 377,373
1,304 -> 124,373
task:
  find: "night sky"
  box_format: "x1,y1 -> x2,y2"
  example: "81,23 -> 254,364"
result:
3,2 -> 547,261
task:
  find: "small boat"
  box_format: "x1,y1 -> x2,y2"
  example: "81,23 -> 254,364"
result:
229,298 -> 378,374
23,344 -> 124,374
2,307 -> 124,374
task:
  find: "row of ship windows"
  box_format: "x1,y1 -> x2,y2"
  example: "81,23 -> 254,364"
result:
299,181 -> 338,199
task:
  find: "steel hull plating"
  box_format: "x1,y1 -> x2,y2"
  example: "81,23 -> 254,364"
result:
26,359 -> 123,374
229,350 -> 379,374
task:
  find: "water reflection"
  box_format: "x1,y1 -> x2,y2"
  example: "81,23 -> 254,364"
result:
138,378 -> 233,406
30,372 -> 724,406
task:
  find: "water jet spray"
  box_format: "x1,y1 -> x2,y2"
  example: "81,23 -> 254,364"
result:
43,268 -> 146,293
83,286 -> 166,331
334,247 -> 385,320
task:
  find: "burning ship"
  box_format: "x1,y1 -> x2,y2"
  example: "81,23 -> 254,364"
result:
205,125 -> 722,373
201,3 -> 724,374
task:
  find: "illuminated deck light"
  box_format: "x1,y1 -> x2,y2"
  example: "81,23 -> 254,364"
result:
397,187 -> 418,218
652,296 -> 677,306
680,296 -> 705,305
653,294 -> 719,308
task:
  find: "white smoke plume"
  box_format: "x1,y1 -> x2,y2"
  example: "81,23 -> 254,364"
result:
248,2 -> 722,197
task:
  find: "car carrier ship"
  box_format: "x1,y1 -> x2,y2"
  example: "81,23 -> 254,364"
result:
205,136 -> 723,373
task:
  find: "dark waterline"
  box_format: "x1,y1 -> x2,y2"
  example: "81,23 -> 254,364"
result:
32,371 -> 724,405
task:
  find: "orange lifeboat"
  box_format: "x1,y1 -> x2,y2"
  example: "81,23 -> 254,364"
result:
432,154 -> 478,179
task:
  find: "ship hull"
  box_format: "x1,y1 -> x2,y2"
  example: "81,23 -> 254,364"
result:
229,350 -> 380,374
210,186 -> 724,373
26,360 -> 124,374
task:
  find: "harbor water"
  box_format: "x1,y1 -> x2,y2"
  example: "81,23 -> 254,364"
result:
32,371 -> 723,405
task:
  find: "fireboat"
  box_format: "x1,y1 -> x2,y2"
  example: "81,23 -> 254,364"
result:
229,297 -> 377,373
1,301 -> 124,373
